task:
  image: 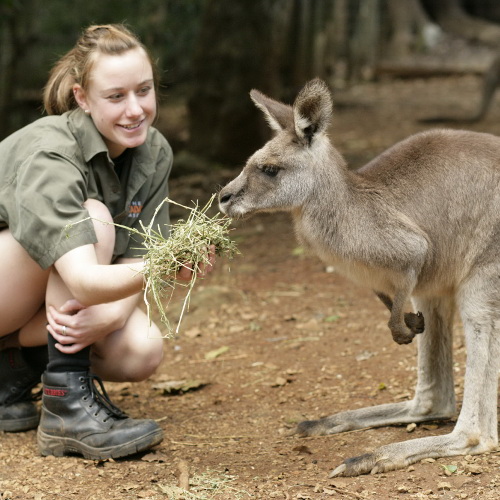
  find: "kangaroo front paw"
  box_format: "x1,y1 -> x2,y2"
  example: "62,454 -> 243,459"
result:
391,327 -> 416,345
391,311 -> 425,344
404,311 -> 425,334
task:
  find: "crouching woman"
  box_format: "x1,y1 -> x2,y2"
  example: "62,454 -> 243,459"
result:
0,24 -> 213,459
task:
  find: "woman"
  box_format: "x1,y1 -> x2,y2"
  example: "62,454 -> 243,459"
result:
0,24 -> 213,459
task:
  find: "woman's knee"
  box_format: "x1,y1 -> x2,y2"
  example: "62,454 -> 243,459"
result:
125,329 -> 164,382
129,348 -> 163,382
92,320 -> 164,382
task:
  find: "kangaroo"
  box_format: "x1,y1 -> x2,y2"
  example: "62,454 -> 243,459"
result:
218,78 -> 500,477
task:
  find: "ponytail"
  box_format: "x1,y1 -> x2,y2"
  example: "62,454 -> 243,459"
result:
43,50 -> 79,115
43,24 -> 157,115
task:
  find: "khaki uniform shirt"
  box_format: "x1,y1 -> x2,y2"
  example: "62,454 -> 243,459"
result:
0,108 -> 172,269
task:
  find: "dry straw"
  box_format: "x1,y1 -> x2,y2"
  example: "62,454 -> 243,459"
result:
66,194 -> 239,336
141,194 -> 239,336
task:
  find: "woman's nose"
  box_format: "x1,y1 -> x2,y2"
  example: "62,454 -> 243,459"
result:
125,94 -> 142,117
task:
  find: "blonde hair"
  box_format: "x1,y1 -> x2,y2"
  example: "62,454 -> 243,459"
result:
43,24 -> 158,115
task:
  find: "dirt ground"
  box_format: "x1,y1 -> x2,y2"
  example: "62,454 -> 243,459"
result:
3,74 -> 500,500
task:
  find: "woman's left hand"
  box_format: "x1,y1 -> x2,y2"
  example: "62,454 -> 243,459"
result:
46,299 -> 125,353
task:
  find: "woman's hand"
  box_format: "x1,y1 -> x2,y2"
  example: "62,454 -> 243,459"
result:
46,298 -> 130,353
176,244 -> 216,281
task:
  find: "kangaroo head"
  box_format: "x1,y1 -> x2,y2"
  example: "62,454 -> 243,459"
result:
219,79 -> 334,218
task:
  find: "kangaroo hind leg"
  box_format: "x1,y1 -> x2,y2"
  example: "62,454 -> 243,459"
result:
451,270 -> 500,454
330,280 -> 500,477
297,295 -> 455,441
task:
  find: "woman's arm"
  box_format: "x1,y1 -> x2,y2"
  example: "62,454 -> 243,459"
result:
54,244 -> 145,306
54,247 -> 203,307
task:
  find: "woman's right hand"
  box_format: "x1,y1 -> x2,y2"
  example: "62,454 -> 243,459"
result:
46,299 -> 127,353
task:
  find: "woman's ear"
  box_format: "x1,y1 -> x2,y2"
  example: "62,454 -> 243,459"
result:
73,84 -> 89,112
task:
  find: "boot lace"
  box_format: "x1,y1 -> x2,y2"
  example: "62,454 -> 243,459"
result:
84,374 -> 128,421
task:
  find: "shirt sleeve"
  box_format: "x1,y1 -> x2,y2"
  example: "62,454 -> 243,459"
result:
11,150 -> 97,269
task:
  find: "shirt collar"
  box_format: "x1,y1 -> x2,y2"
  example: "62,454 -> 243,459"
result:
67,108 -> 108,163
67,108 -> 155,171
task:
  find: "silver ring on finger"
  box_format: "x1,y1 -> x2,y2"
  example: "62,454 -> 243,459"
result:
62,325 -> 67,336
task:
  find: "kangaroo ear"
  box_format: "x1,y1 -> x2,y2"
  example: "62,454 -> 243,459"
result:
250,89 -> 294,133
293,79 -> 332,145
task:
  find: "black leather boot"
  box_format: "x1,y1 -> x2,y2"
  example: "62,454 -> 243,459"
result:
0,348 -> 41,432
37,371 -> 163,459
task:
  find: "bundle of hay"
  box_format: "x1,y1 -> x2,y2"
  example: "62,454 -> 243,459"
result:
141,194 -> 239,335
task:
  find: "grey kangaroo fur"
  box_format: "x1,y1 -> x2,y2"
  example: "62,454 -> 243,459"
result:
219,78 -> 500,477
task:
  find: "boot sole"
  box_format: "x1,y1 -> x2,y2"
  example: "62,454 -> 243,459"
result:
37,428 -> 164,460
0,415 -> 40,432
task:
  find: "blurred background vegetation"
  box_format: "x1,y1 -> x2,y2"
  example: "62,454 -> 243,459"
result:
2,0 -> 500,170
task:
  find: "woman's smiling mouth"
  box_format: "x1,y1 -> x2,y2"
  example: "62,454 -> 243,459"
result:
119,119 -> 144,130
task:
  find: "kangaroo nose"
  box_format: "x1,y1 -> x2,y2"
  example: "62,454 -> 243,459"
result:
219,192 -> 232,205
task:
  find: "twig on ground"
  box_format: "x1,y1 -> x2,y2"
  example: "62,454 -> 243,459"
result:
177,459 -> 190,490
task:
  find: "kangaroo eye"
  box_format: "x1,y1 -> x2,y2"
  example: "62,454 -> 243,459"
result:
261,165 -> 280,177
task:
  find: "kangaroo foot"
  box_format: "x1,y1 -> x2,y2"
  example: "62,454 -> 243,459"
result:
329,431 -> 496,477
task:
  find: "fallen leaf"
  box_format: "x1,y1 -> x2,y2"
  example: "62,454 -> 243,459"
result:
141,451 -> 169,463
205,346 -> 230,360
249,321 -> 261,331
271,377 -> 289,387
441,464 -> 458,474
438,482 -> 452,491
464,464 -> 482,474
185,327 -> 201,338
324,315 -> 340,322
355,350 -> 377,361
152,379 -> 208,395
293,445 -> 313,455
322,488 -> 337,496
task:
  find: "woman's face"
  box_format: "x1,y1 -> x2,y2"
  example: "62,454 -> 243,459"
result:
74,48 -> 156,158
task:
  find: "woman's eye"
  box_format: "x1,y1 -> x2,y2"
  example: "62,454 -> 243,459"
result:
261,165 -> 280,177
107,94 -> 123,101
138,86 -> 152,95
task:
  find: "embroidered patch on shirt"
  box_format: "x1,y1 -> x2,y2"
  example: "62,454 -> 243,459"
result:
128,201 -> 143,218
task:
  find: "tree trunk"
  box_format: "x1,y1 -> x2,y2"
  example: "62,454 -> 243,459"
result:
0,0 -> 41,139
349,0 -> 381,81
386,0 -> 435,61
187,0 -> 287,165
424,0 -> 500,46
325,0 -> 350,86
